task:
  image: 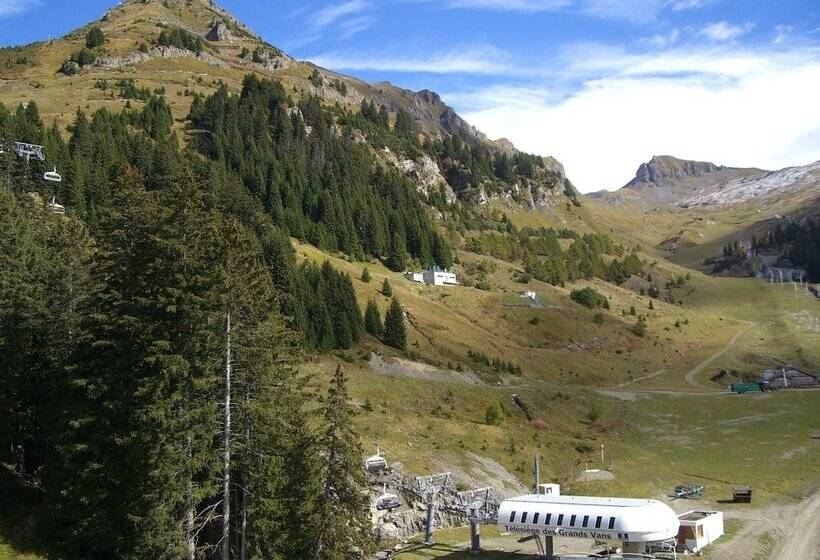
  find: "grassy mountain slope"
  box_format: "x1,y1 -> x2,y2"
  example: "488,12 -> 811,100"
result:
1,2 -> 818,558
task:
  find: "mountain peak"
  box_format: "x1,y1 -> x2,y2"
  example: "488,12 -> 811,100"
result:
627,155 -> 723,189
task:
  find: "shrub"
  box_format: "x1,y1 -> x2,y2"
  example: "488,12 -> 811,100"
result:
85,26 -> 105,48
593,313 -> 605,324
485,402 -> 505,426
308,68 -> 323,88
633,316 -> 647,337
570,287 -> 608,309
59,60 -> 80,75
70,48 -> 97,66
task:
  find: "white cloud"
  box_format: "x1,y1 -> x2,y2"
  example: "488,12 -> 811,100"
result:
310,45 -> 516,75
669,0 -> 710,11
311,0 -> 370,29
449,47 -> 820,192
442,0 -> 571,11
289,0 -> 374,47
642,29 -> 681,48
773,24 -> 793,45
698,21 -> 754,41
418,0 -> 715,20
0,0 -> 37,17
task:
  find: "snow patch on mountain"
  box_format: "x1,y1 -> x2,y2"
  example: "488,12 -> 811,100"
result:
681,161 -> 820,207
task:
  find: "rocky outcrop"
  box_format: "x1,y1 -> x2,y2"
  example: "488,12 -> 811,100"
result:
205,22 -> 233,42
626,155 -> 723,189
381,149 -> 457,204
92,45 -> 229,70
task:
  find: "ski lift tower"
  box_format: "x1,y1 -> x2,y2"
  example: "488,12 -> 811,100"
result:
453,486 -> 499,552
14,142 -> 45,162
404,472 -> 453,545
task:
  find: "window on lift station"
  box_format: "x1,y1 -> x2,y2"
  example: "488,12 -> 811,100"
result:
509,511 -> 516,523
609,517 -> 616,530
570,514 -> 576,527
544,513 -> 552,525
595,516 -> 603,529
533,512 -> 540,524
582,515 -> 590,528
557,514 -> 564,526
521,512 -> 528,523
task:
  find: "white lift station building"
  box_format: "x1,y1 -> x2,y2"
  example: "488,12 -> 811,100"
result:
497,484 -> 680,556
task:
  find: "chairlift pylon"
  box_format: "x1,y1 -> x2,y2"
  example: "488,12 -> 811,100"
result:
44,166 -> 62,183
13,142 -> 45,162
364,447 -> 388,472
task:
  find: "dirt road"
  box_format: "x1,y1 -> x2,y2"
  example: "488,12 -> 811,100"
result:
683,321 -> 755,389
705,491 -> 820,560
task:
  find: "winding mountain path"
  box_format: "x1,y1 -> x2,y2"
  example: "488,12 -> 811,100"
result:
683,321 -> 756,389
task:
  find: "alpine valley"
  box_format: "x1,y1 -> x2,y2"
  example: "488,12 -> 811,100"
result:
0,1 -> 817,560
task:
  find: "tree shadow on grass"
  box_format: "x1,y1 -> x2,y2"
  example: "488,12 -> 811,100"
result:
393,541 -> 534,559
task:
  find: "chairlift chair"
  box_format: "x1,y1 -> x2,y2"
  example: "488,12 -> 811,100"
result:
47,196 -> 65,215
375,484 -> 400,511
44,167 -> 62,183
364,447 -> 388,472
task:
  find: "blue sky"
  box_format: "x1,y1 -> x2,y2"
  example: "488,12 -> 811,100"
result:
1,0 -> 819,191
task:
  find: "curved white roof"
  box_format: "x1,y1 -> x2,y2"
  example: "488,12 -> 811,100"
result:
498,493 -> 679,543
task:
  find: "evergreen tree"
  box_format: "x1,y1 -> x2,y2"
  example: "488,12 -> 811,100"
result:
386,225 -> 408,272
85,26 -> 105,48
312,366 -> 374,560
381,278 -> 392,297
364,299 -> 383,337
383,297 -> 407,351
360,267 -> 371,282
633,316 -> 647,337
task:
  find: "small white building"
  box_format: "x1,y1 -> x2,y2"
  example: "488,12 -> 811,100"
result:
676,510 -> 723,553
405,267 -> 458,286
423,267 -> 457,286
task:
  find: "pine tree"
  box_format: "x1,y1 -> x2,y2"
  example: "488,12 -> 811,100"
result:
386,227 -> 407,272
381,278 -> 392,297
312,366 -> 374,560
360,267 -> 371,282
364,299 -> 383,337
383,297 -> 407,351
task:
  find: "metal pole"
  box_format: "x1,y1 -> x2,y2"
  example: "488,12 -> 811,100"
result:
543,535 -> 554,558
424,491 -> 436,545
470,518 -> 480,553
534,454 -> 540,492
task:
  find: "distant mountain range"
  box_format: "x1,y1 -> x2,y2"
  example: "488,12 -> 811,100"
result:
589,155 -> 819,212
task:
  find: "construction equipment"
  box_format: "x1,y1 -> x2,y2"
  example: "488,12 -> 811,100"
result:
673,483 -> 704,499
